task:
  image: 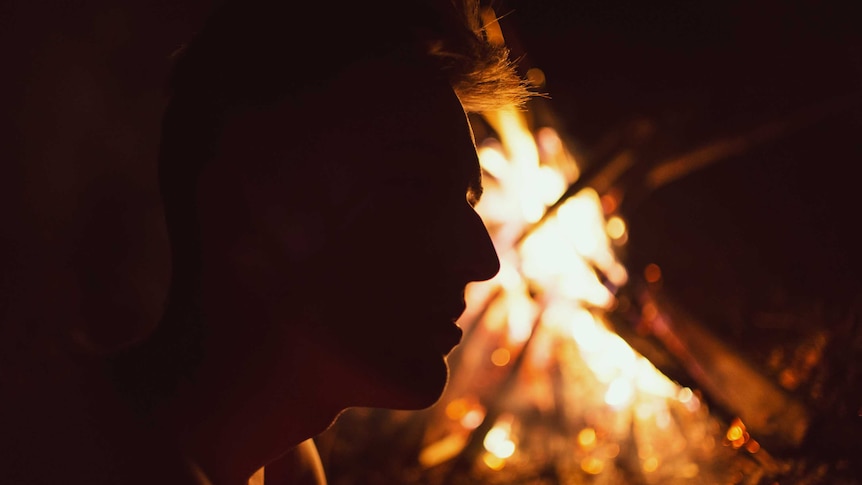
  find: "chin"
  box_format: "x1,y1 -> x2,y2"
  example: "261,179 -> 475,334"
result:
355,352 -> 451,411
307,307 -> 460,411
393,362 -> 450,410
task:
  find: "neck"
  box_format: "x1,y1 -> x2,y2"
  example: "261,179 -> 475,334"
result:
158,388 -> 326,485
145,299 -> 338,485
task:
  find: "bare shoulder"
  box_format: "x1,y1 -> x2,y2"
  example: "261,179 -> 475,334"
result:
259,439 -> 327,485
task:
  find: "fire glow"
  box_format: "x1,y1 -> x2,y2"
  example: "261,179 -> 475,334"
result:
356,93 -> 767,484
462,101 -> 687,459
321,66 -> 779,485
384,68 -> 789,481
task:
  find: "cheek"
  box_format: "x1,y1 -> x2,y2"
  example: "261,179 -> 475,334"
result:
344,198 -> 466,260
336,209 -> 429,269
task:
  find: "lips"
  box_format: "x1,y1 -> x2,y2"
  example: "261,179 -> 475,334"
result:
424,300 -> 466,329
424,301 -> 466,354
382,292 -> 467,355
444,301 -> 467,322
427,320 -> 463,355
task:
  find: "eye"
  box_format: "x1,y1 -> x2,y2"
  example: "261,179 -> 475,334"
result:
466,179 -> 483,207
388,177 -> 436,201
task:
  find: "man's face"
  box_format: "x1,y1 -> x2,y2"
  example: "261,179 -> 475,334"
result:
201,58 -> 500,411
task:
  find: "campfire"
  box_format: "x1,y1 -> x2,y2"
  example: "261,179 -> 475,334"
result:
314,9 -> 860,485
315,94 -> 749,485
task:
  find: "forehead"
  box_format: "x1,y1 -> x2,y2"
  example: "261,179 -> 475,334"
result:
320,57 -> 481,183
213,56 -> 483,205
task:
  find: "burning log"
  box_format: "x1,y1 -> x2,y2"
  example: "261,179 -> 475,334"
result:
629,284 -> 810,451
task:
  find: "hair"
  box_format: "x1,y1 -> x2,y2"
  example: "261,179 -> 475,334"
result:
112,0 -> 533,404
159,0 -> 531,278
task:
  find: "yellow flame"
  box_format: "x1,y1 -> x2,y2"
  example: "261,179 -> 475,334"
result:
606,216 -> 627,240
461,409 -> 485,430
482,452 -> 506,470
726,418 -> 745,442
418,433 -> 468,469
642,456 -> 660,473
490,348 -> 511,366
604,377 -> 635,408
577,428 -> 597,449
677,387 -> 693,403
604,443 -> 620,459
483,417 -> 517,459
466,105 -> 692,478
635,357 -> 678,397
681,463 -> 700,478
445,398 -> 469,421
478,108 -> 571,228
580,456 -> 604,475
505,289 -> 537,343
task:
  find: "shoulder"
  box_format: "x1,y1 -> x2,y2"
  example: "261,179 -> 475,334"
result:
260,439 -> 327,485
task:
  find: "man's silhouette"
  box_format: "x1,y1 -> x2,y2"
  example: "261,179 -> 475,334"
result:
2,0 -> 532,483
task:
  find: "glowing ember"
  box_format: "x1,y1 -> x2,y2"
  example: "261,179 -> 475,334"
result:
577,428 -> 596,449
483,416 -> 517,459
490,348 -> 511,366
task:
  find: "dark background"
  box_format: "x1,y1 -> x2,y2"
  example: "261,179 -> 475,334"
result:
496,0 -> 862,338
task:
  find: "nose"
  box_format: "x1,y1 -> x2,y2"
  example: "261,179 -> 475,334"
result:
460,206 -> 500,283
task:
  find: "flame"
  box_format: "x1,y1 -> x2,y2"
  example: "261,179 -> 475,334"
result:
483,415 -> 517,460
458,103 -> 706,480
725,417 -> 750,449
580,456 -> 604,475
577,427 -> 597,449
490,347 -> 511,366
334,73 -> 754,484
474,108 -> 668,383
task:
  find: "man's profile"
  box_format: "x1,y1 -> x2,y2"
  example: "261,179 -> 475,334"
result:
3,0 -> 533,483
